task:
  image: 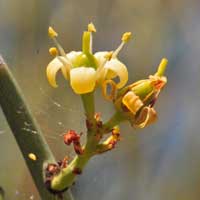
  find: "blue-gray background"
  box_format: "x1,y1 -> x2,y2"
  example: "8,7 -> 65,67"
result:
0,0 -> 200,199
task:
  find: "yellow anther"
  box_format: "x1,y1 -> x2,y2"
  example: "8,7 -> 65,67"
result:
121,32 -> 132,43
48,26 -> 58,38
104,51 -> 113,60
28,153 -> 37,161
88,22 -> 96,32
49,47 -> 58,56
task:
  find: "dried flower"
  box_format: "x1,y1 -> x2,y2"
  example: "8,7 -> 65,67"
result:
115,58 -> 167,128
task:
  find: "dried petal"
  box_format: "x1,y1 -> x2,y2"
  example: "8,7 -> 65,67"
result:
122,91 -> 143,115
102,80 -> 117,101
134,107 -> 157,128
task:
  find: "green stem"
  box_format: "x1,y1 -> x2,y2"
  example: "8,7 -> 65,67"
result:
51,153 -> 92,190
51,87 -> 98,191
103,111 -> 125,134
0,55 -> 73,200
81,92 -> 95,120
51,123 -> 100,191
50,93 -> 126,191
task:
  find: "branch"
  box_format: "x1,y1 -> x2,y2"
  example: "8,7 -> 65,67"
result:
49,94 -> 123,191
0,55 -> 74,200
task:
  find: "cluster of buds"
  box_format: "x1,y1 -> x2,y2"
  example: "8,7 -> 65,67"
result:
63,130 -> 84,155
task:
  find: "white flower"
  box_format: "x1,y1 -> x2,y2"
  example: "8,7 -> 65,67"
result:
46,25 -> 131,95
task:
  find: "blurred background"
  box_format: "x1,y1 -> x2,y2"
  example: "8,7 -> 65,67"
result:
1,0 -> 200,199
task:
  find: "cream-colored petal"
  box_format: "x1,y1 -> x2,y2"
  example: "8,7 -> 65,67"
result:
94,52 -> 108,84
104,58 -> 128,88
46,56 -> 68,88
94,51 -> 108,67
66,51 -> 82,64
70,67 -> 96,94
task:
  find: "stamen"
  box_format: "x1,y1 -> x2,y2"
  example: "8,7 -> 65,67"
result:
104,51 -> 113,61
112,42 -> 124,58
122,32 -> 132,43
49,47 -> 58,56
88,22 -> 96,33
112,32 -> 132,58
87,23 -> 96,53
96,52 -> 113,81
52,37 -> 66,57
48,26 -> 68,58
48,26 -> 58,38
